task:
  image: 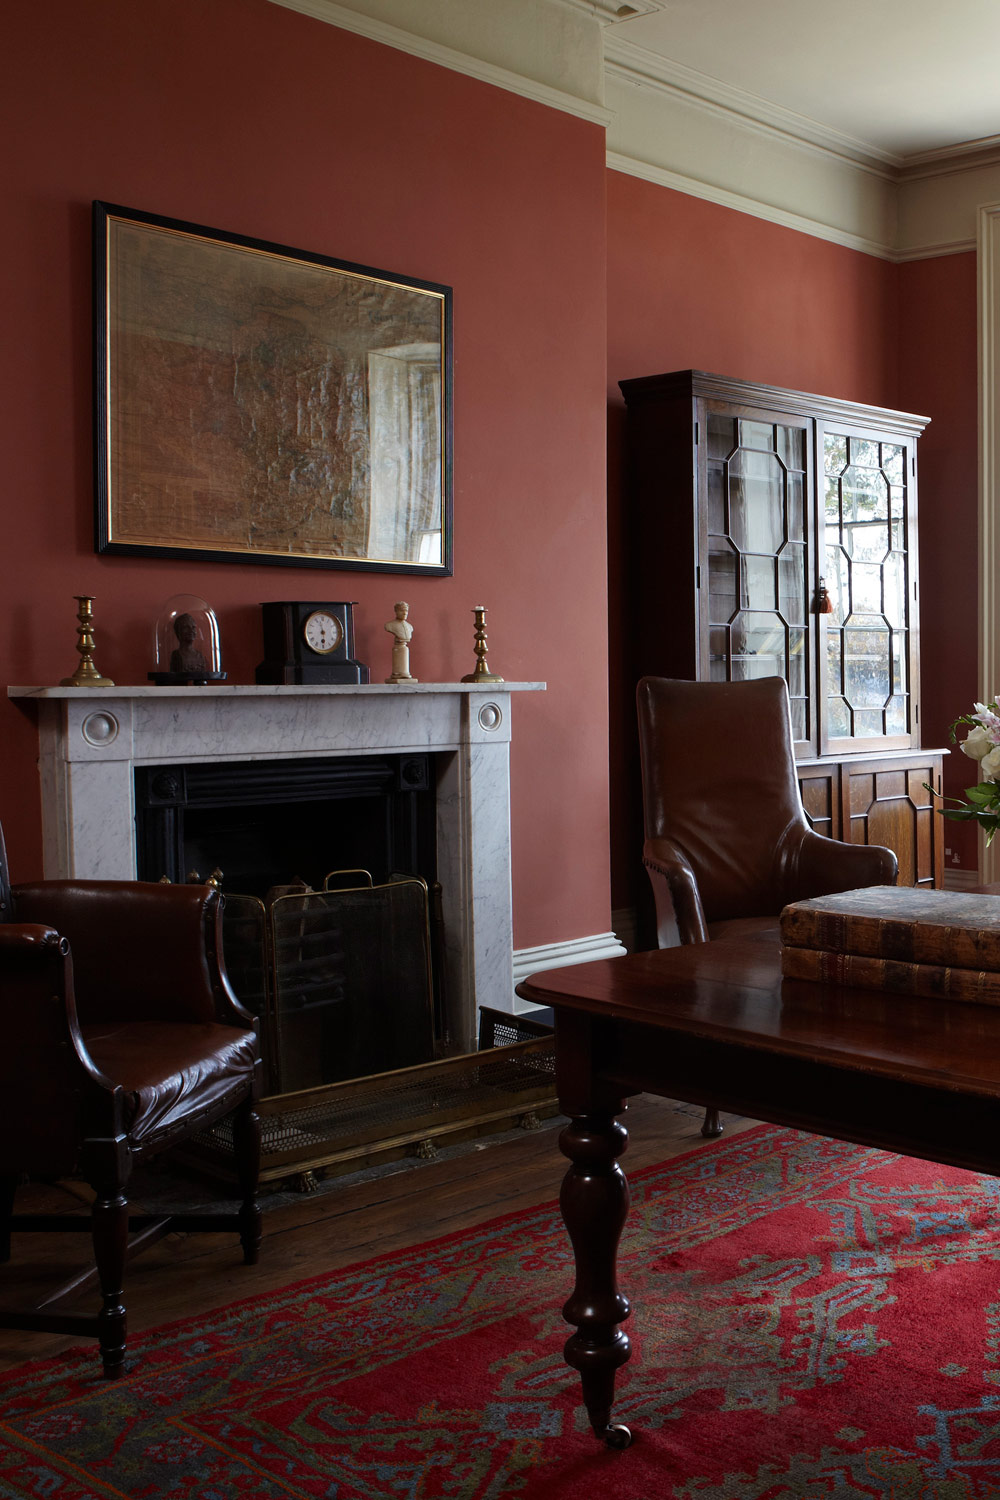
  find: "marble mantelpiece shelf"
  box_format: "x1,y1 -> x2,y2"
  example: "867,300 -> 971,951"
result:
9,682 -> 545,698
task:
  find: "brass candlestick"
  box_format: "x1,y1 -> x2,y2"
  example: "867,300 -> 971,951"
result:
60,596 -> 114,687
460,605 -> 503,684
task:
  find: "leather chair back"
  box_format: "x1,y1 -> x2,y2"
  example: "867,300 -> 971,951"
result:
11,881 -> 224,1025
637,675 -> 809,923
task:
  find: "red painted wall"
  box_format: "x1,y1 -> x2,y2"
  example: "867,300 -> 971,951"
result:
0,0 -> 610,950
606,171 -> 901,919
898,252 -> 980,872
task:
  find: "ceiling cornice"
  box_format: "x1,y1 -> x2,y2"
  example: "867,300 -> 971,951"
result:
900,138 -> 1000,182
555,0 -> 664,21
266,0 -> 613,127
606,150 -> 895,260
604,38 -> 899,179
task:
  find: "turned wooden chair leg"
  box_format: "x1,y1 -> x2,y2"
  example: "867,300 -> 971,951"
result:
91,1186 -> 129,1379
701,1106 -> 724,1138
232,1098 -> 262,1266
0,1177 -> 16,1264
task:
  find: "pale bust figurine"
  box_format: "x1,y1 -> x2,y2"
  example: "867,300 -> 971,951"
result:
385,601 -> 417,683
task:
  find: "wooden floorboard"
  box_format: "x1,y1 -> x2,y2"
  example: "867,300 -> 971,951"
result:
0,1096 -> 758,1375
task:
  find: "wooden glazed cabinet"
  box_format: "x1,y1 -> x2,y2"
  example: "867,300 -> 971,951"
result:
620,370 -> 944,888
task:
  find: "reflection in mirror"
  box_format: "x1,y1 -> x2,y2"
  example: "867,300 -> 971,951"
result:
368,344 -> 443,565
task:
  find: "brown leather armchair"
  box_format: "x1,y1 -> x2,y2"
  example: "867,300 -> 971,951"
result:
637,676 -> 897,1129
0,823 -> 261,1377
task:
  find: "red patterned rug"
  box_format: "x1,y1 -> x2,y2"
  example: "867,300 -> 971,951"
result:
3,1125 -> 1000,1498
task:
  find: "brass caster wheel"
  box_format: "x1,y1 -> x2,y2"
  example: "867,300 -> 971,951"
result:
601,1423 -> 632,1450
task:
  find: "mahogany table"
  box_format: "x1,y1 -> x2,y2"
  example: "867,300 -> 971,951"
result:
516,935 -> 1000,1449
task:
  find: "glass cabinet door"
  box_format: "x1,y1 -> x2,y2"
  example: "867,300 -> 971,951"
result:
821,428 -> 913,750
703,408 -> 812,749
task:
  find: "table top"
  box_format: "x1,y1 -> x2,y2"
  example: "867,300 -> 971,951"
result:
517,934 -> 1000,1100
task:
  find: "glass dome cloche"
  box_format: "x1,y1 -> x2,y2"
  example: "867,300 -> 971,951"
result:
149,595 -> 226,685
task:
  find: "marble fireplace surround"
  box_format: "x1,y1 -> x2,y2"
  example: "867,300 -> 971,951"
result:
8,682 -> 546,1053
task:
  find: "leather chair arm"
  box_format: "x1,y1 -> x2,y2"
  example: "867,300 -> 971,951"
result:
11,881 -> 254,1029
788,827 -> 898,902
0,921 -> 121,1175
643,838 -> 709,946
0,923 -> 67,955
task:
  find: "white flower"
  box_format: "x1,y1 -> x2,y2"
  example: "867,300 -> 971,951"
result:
962,724 -> 994,761
980,746 -> 1000,782
973,702 -> 1000,737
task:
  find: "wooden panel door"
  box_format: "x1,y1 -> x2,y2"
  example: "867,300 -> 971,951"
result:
841,753 -> 944,888
797,764 -> 840,841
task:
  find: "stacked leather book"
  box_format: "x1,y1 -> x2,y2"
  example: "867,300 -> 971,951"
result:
780,886 -> 1000,1005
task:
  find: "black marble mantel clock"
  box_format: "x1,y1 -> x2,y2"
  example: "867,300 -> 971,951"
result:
255,601 -> 370,685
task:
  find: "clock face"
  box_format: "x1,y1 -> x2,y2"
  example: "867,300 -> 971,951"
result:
302,610 -> 344,655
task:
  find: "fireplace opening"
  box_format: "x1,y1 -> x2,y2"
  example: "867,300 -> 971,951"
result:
135,753 -> 443,1084
135,754 -> 436,898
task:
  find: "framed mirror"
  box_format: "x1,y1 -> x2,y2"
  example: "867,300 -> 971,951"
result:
94,202 -> 453,575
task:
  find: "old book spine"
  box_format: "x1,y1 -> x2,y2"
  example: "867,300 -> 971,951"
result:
780,944 -> 1000,1006
779,908 -> 1000,970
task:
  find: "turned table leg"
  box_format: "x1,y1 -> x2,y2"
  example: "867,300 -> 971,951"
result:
558,1109 -> 632,1448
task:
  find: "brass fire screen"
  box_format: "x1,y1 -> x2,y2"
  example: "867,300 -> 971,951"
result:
185,874 -> 557,1187
222,872 -> 435,1096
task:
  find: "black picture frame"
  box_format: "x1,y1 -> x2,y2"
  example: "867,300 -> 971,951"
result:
93,202 -> 453,576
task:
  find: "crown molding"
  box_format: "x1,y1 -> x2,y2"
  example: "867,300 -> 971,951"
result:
266,0 -> 614,126
610,147 -> 981,262
605,35 -> 899,177
604,33 -> 1000,185
556,0 -> 665,20
894,235 -> 977,262
606,151 -> 896,260
901,140 -> 1000,183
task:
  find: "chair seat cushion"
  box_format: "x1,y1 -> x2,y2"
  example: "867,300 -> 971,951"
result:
706,915 -> 781,945
81,1021 -> 257,1149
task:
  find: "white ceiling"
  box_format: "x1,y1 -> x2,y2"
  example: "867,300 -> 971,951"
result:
609,0 -> 1000,162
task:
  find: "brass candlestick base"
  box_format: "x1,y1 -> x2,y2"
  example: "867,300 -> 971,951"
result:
60,596 -> 114,687
461,605 -> 504,684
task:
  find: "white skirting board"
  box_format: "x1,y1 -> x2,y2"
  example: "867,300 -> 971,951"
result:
511,931 -> 628,1015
